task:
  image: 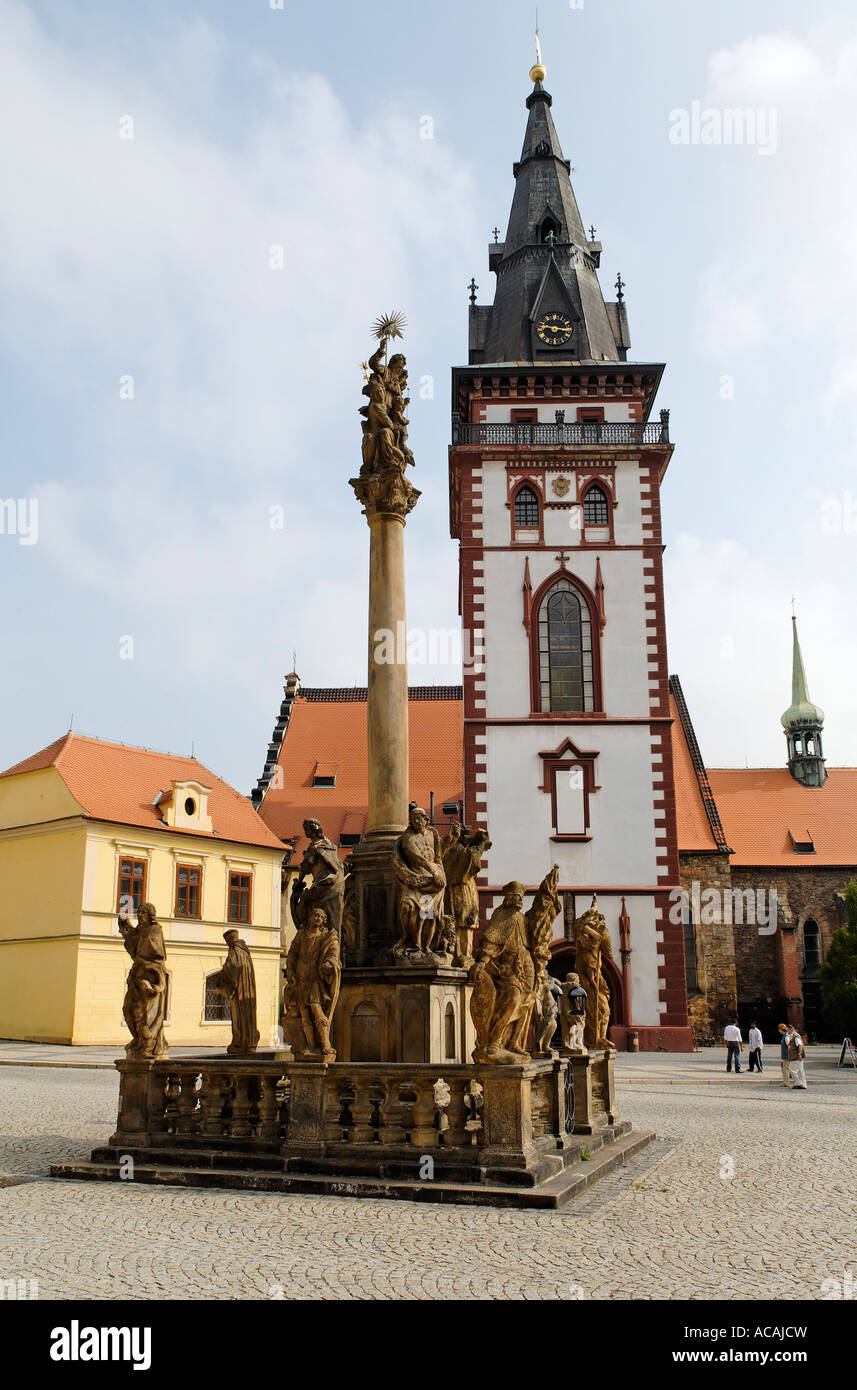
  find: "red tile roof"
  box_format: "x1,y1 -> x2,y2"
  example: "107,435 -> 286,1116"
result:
259,691 -> 463,857
0,733 -> 284,851
706,767 -> 857,867
669,678 -> 730,854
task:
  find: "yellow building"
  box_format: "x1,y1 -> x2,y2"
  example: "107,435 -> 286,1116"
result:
0,733 -> 286,1047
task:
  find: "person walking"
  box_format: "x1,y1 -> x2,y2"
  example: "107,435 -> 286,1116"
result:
788,1026 -> 808,1089
724,1019 -> 743,1073
748,1020 -> 763,1072
777,1023 -> 792,1086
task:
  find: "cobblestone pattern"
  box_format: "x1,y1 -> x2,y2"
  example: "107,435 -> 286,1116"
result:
0,1065 -> 854,1300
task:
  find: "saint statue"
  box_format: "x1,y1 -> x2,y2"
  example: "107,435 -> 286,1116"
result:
210,930 -> 260,1055
282,906 -> 342,1060
358,337 -> 412,475
470,866 -> 561,1064
291,818 -> 345,938
470,881 -> 534,1064
119,902 -> 168,1060
559,972 -> 587,1053
393,805 -> 447,958
441,820 -> 492,967
570,896 -> 617,1052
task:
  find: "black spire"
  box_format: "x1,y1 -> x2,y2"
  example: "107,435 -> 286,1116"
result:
469,77 -> 629,365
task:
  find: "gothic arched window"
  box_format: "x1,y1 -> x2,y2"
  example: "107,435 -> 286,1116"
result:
536,577 -> 595,712
514,484 -> 540,529
583,484 -> 610,526
803,919 -> 821,968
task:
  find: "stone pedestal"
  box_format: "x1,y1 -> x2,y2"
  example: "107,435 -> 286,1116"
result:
333,965 -> 474,1063
343,832 -> 399,966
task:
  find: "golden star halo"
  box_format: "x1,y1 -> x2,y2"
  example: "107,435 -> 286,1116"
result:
371,311 -> 407,341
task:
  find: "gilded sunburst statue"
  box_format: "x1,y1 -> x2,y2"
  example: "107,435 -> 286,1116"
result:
371,311 -> 407,342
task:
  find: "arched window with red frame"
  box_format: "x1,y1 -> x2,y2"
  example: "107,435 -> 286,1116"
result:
511,480 -> 542,542
583,483 -> 610,526
534,574 -> 598,712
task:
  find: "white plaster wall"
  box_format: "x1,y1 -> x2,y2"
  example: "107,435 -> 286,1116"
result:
481,460 -> 513,546
481,458 -> 647,549
480,546 -> 652,718
483,722 -> 658,885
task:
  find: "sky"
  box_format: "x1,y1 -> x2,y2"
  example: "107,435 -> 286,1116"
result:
1,0 -> 855,794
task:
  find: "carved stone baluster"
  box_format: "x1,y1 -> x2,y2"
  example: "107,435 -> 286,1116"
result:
163,1074 -> 181,1134
325,1078 -> 352,1143
257,1073 -> 281,1142
409,1077 -> 438,1149
147,1069 -> 169,1135
230,1072 -> 253,1138
200,1072 -> 227,1138
444,1077 -> 470,1147
350,1076 -> 377,1144
395,1083 -> 417,1145
176,1071 -> 199,1135
368,1080 -> 387,1145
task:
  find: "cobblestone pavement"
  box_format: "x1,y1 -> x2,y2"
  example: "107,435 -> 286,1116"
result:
0,1064 -> 855,1300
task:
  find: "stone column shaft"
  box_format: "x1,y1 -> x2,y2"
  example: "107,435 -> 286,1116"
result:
366,512 -> 408,835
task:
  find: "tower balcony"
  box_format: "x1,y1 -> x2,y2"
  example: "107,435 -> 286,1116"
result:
451,410 -> 670,449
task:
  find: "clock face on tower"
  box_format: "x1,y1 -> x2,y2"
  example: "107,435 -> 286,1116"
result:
536,312 -> 574,346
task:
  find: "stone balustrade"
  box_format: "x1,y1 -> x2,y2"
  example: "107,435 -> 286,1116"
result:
110,1050 -> 617,1171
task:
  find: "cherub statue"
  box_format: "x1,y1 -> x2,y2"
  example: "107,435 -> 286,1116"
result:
559,972 -> 587,1053
441,820 -> 492,967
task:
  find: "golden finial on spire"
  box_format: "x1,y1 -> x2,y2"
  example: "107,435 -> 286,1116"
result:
530,12 -> 546,83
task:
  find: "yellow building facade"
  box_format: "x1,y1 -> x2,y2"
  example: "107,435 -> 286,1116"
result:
0,734 -> 286,1047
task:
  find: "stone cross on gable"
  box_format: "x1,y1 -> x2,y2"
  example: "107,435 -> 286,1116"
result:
468,277 -> 479,304
493,226 -> 500,243
555,551 -> 571,569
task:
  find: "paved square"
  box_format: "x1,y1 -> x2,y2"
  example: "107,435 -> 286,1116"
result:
0,1053 -> 854,1300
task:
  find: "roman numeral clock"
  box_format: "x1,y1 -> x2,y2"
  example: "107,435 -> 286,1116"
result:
536,311 -> 574,347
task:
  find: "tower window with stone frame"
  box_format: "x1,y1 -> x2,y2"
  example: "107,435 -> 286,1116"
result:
536,578 -> 595,713
583,484 -> 610,526
514,484 -> 540,528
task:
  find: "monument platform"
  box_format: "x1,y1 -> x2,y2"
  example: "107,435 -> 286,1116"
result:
50,1049 -> 654,1210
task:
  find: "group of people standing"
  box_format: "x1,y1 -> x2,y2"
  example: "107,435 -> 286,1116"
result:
722,1020 -> 808,1089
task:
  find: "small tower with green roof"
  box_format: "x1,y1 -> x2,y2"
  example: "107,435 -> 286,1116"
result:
781,616 -> 827,787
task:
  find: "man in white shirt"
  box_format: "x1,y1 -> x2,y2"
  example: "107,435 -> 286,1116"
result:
748,1020 -> 763,1072
724,1020 -> 742,1073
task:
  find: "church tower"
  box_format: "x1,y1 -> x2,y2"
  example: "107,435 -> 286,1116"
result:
782,617 -> 827,788
448,61 -> 692,1049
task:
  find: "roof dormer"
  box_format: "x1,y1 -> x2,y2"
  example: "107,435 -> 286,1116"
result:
156,780 -> 213,833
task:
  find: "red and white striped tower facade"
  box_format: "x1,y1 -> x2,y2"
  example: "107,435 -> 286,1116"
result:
448,65 -> 692,1050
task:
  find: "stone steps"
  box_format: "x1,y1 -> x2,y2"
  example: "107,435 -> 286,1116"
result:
50,1126 -> 654,1210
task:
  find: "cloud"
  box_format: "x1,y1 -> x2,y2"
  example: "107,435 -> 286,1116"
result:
0,1 -> 476,784
666,533 -> 852,768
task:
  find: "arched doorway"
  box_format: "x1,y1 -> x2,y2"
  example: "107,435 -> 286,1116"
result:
548,942 -> 627,1042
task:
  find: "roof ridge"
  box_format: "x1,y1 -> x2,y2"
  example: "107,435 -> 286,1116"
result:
63,731 -> 204,764
669,675 -> 731,854
299,685 -> 464,703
